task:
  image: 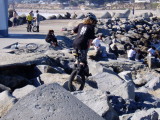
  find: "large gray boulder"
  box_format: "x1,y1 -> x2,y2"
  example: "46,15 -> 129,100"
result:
113,9 -> 130,18
72,89 -> 119,120
118,71 -> 132,81
123,9 -> 131,18
100,11 -> 112,19
88,61 -> 114,76
89,72 -> 124,92
0,91 -> 17,118
145,77 -> 160,90
39,73 -> 69,86
1,83 -> 105,120
47,15 -> 56,20
111,81 -> 135,100
77,13 -> 85,19
70,13 -> 77,19
64,12 -> 71,19
12,85 -> 36,99
133,78 -> 147,86
56,14 -> 63,19
140,12 -> 149,18
35,65 -> 64,74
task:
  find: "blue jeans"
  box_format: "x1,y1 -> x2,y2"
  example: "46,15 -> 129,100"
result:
128,57 -> 135,61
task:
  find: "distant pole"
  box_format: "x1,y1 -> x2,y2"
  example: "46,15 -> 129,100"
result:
0,0 -> 8,37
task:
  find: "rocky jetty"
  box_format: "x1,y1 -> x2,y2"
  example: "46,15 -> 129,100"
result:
0,10 -> 160,120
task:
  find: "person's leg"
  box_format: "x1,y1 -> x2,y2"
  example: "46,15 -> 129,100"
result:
28,21 -> 32,32
72,49 -> 79,70
78,50 -> 89,76
37,26 -> 39,32
27,21 -> 29,32
29,23 -> 32,32
36,22 -> 39,32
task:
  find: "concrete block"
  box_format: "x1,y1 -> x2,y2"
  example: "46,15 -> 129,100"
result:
1,83 -> 105,120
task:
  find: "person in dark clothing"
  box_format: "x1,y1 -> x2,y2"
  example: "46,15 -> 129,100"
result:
35,10 -> 40,32
45,30 -> 58,47
110,43 -> 119,59
135,49 -> 143,62
72,12 -> 97,76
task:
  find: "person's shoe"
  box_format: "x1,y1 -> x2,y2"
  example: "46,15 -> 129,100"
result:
85,72 -> 92,77
84,65 -> 91,77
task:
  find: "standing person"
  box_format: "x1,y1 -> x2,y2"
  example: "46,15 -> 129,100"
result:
12,10 -> 18,27
72,12 -> 97,76
132,7 -> 135,15
147,46 -> 156,69
35,10 -> 40,32
45,30 -> 58,47
30,10 -> 34,25
26,12 -> 33,32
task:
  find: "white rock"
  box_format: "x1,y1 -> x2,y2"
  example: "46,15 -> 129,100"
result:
111,81 -> 135,100
13,85 -> 36,99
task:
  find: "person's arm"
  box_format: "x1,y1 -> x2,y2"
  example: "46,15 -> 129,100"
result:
88,39 -> 93,49
72,23 -> 81,34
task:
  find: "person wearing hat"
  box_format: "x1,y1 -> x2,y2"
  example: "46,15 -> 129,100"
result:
72,12 -> 97,76
35,10 -> 40,32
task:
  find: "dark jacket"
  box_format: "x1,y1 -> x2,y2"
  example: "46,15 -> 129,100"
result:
45,34 -> 57,43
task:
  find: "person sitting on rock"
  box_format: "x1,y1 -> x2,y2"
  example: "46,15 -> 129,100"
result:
135,49 -> 143,62
127,47 -> 136,60
45,30 -> 58,47
110,43 -> 119,59
147,46 -> 156,57
91,33 -> 107,59
92,34 -> 102,52
147,46 -> 157,69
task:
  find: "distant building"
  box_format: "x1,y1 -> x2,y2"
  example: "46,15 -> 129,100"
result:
135,0 -> 150,3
